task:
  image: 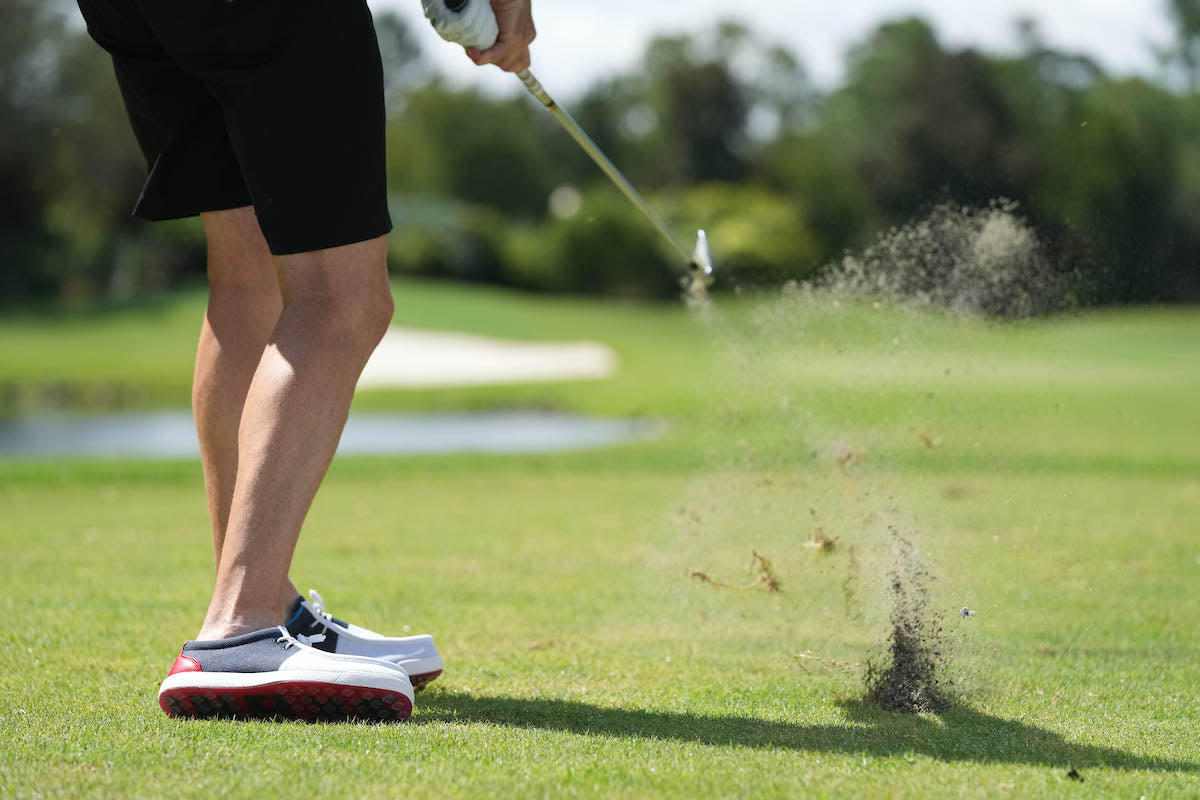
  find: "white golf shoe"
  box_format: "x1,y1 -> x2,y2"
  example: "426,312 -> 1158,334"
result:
285,590 -> 444,690
158,626 -> 414,721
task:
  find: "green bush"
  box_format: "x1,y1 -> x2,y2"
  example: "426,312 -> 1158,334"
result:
497,184 -> 823,297
386,194 -> 506,283
537,189 -> 679,298
670,183 -> 824,289
496,187 -> 683,298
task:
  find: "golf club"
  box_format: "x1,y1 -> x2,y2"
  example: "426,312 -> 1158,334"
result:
421,0 -> 715,299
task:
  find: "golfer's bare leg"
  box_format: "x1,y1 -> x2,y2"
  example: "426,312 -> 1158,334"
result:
194,209 -> 279,559
197,235 -> 393,640
193,208 -> 302,615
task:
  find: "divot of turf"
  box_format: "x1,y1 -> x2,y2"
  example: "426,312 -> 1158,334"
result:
688,549 -> 782,592
864,528 -> 951,714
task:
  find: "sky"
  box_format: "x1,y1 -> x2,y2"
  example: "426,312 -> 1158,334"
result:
378,0 -> 1175,97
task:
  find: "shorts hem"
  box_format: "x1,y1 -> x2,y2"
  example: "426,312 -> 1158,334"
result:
133,202 -> 254,222
134,192 -> 254,222
265,219 -> 394,256
132,206 -> 392,256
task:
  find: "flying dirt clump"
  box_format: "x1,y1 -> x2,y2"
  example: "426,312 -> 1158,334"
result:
689,550 -> 782,593
821,200 -> 1077,318
864,529 -> 951,714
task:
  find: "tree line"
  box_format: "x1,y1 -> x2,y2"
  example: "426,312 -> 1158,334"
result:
3,1 -> 1198,305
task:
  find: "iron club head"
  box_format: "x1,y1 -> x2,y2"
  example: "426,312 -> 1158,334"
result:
690,229 -> 714,282
683,229 -> 715,304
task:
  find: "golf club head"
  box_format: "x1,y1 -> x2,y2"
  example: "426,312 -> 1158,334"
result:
683,229 -> 714,304
690,230 -> 714,282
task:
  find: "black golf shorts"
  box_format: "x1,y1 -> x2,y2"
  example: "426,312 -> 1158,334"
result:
76,0 -> 392,255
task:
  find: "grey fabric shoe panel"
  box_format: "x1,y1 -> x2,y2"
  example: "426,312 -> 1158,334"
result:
182,628 -> 292,673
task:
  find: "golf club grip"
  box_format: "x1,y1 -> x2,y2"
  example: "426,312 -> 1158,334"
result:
515,70 -> 691,264
516,69 -> 554,107
423,0 -> 499,50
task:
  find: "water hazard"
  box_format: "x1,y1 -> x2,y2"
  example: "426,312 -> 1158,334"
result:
0,411 -> 658,460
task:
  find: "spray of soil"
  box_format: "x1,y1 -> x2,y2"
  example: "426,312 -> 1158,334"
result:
864,529 -> 951,713
818,200 -> 1078,317
673,200 -> 1057,712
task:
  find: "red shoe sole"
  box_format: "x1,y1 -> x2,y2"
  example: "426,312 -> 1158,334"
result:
409,669 -> 443,692
159,681 -> 413,722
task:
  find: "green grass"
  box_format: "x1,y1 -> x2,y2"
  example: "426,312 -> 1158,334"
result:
0,280 -> 712,417
1,284 -> 1198,798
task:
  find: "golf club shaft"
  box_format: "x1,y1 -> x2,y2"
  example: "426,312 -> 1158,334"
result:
516,69 -> 692,265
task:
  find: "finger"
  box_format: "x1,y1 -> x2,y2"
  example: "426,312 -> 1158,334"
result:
492,50 -> 519,71
501,51 -> 531,73
482,37 -> 517,63
475,41 -> 508,63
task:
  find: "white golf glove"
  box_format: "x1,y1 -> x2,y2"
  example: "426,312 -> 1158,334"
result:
421,0 -> 499,50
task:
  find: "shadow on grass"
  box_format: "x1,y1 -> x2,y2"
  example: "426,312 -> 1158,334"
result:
414,692 -> 1196,773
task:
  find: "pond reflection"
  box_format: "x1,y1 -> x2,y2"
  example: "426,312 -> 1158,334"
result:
0,411 -> 659,460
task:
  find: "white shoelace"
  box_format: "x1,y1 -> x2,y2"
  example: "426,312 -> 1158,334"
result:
307,589 -> 334,631
276,630 -> 327,650
309,589 -> 331,619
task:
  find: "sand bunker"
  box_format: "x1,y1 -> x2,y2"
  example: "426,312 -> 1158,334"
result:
358,328 -> 618,389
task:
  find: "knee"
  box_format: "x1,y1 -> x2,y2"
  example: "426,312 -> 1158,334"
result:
297,282 -> 393,356
277,237 -> 394,357
362,285 -> 395,346
208,277 -> 282,319
204,208 -> 280,301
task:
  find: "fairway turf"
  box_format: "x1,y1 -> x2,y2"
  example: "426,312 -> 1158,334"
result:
1,284 -> 1198,798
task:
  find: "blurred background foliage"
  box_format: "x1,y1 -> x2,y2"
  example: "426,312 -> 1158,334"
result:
3,0 -> 1199,305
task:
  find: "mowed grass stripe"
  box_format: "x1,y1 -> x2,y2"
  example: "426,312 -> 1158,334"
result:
1,285 -> 1197,797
